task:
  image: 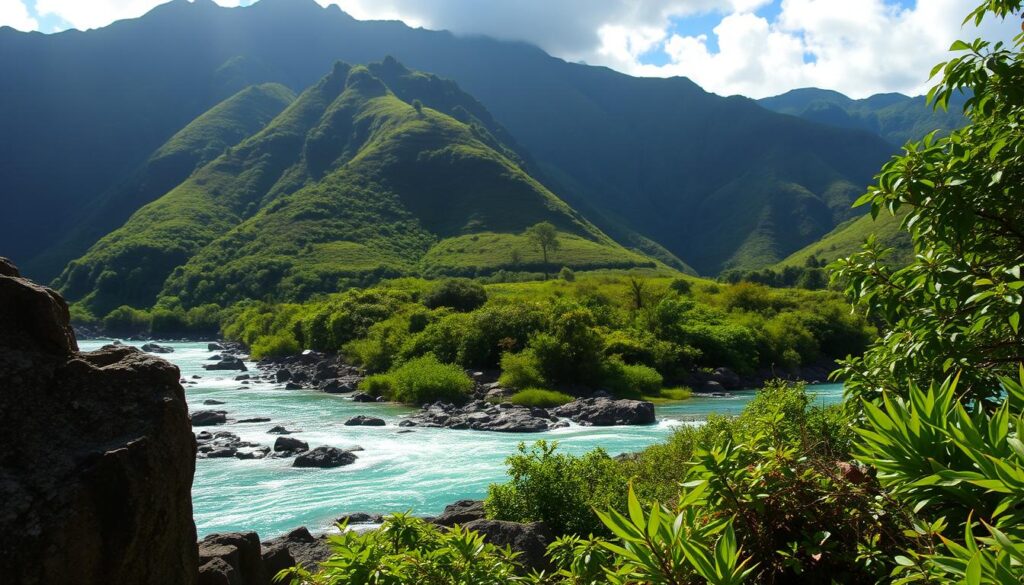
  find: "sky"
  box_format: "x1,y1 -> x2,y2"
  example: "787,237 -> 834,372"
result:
0,0 -> 1020,98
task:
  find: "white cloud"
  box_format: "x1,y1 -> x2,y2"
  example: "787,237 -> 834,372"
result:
605,0 -> 1022,97
10,0 -> 1022,97
33,0 -> 249,31
0,0 -> 37,31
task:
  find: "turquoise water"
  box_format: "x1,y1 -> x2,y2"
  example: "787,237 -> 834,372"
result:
79,339 -> 843,539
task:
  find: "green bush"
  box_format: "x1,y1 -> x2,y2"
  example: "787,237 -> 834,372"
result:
250,332 -> 300,358
497,349 -> 546,389
102,305 -> 152,335
485,441 -> 628,536
528,307 -> 605,386
559,266 -> 575,281
602,359 -> 663,397
421,278 -> 487,312
359,355 -> 473,405
507,388 -> 574,407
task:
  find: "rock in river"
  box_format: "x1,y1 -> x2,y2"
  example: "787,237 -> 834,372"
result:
191,410 -> 228,426
344,415 -> 386,426
552,397 -> 655,426
293,446 -> 358,468
141,342 -> 174,353
203,357 -> 247,371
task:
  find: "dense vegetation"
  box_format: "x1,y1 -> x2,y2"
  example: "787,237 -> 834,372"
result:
284,2 -> 1024,583
215,272 -> 872,405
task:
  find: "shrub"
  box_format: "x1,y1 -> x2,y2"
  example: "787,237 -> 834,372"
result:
528,307 -> 604,386
497,350 -> 546,389
421,278 -> 487,312
359,355 -> 472,405
102,305 -> 151,335
507,388 -> 574,407
559,266 -> 575,281
669,277 -> 692,294
602,359 -> 663,397
250,332 -> 300,358
485,441 -> 628,536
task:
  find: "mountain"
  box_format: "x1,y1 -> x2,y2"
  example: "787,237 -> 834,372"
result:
774,211 -> 912,269
22,83 -> 296,281
56,61 -> 654,316
759,88 -> 968,146
0,0 -> 894,279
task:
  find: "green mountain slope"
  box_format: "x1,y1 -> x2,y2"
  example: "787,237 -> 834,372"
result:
57,62 -> 653,315
0,0 -> 890,278
23,83 -> 295,281
759,88 -> 967,146
774,211 -> 912,268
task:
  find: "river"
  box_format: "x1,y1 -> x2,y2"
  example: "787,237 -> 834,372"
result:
79,339 -> 843,538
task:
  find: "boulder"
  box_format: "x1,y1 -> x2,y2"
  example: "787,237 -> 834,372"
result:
336,512 -> 384,525
208,342 -> 225,351
320,378 -> 358,393
284,382 -> 303,390
261,527 -> 331,575
267,426 -> 294,435
711,367 -> 742,390
237,417 -> 271,423
350,391 -> 376,403
274,369 -> 291,383
343,415 -> 386,427
0,262 -> 196,584
273,437 -> 309,453
204,399 -> 226,405
553,397 -> 655,426
293,446 -> 357,468
432,500 -> 486,527
142,342 -> 175,354
197,557 -> 239,585
204,358 -> 247,372
191,410 -> 228,426
462,520 -> 552,571
198,532 -> 268,585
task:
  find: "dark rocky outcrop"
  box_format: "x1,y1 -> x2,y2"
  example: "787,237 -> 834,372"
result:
0,260 -> 197,584
462,519 -> 552,571
142,342 -> 175,353
198,532 -> 268,585
553,397 -> 655,426
432,500 -> 486,527
261,527 -> 331,575
293,446 -> 358,468
350,391 -> 378,402
399,400 -> 565,432
267,425 -> 296,435
343,415 -> 386,426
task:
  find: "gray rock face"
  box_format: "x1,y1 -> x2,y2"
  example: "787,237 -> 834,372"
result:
432,500 -> 486,527
343,415 -> 386,426
336,512 -> 384,525
293,446 -> 358,468
553,397 -> 655,426
142,342 -> 175,354
399,400 -> 557,432
0,261 -> 197,584
462,519 -> 552,571
196,431 -> 269,460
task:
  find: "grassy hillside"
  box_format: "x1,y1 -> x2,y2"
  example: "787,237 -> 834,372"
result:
0,0 -> 893,278
58,61 -> 653,315
759,88 -> 967,146
774,210 -> 912,268
23,83 -> 295,281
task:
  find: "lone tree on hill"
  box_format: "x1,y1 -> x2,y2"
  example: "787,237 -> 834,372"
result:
525,222 -> 560,280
